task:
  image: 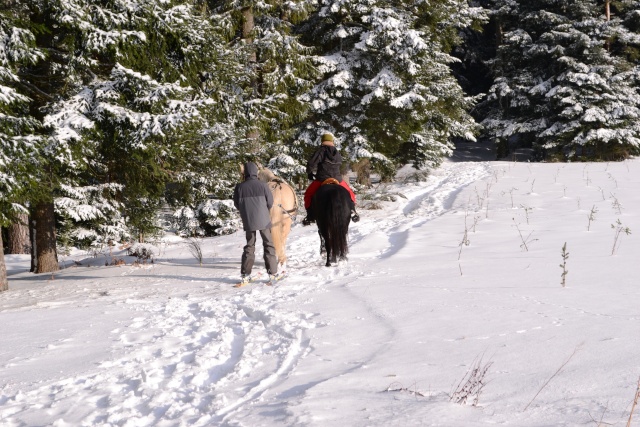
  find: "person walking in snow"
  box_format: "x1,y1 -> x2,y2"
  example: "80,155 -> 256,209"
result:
233,162 -> 278,286
302,132 -> 359,225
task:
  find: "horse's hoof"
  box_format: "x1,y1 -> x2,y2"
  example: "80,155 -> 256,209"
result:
325,262 -> 331,267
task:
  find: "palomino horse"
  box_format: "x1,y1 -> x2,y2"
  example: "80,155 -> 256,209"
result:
239,164 -> 298,266
312,181 -> 352,267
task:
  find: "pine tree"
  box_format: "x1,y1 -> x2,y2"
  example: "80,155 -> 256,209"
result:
0,1 -> 44,285
160,0 -> 318,235
0,2 -> 43,224
481,0 -> 640,161
295,0 -> 486,180
10,1 -> 238,259
207,0 -> 317,164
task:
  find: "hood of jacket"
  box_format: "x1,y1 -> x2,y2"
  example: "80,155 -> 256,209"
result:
323,145 -> 339,160
244,162 -> 259,180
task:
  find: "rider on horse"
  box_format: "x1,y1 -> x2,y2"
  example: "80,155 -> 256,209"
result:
303,132 -> 359,225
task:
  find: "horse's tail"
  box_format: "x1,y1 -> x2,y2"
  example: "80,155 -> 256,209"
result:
326,187 -> 350,259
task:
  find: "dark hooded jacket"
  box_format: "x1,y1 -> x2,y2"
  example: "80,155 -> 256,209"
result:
233,162 -> 273,231
307,144 -> 343,182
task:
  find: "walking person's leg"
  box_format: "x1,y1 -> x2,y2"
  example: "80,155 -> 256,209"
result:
259,228 -> 278,275
241,231 -> 257,277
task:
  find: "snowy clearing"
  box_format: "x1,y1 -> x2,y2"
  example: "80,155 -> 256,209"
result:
2,158 -> 640,426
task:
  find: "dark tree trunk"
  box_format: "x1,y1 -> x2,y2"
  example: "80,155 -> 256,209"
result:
29,217 -> 36,272
0,232 -> 8,292
242,6 -> 261,153
32,201 -> 59,274
354,158 -> 372,187
7,214 -> 30,254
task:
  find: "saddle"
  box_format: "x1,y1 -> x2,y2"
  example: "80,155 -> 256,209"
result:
321,178 -> 340,186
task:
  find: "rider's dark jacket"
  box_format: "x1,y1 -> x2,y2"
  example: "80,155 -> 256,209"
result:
307,144 -> 343,182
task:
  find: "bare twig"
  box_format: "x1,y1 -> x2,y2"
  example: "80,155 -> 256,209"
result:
523,345 -> 581,411
458,210 -> 471,260
587,401 -> 611,426
611,219 -> 631,255
520,204 -> 532,225
512,218 -> 538,251
384,382 -> 427,398
626,377 -> 640,427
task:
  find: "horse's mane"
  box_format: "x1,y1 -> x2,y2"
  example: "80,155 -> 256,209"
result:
257,167 -> 278,183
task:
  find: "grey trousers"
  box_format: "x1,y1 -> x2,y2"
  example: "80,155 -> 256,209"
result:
241,228 -> 278,276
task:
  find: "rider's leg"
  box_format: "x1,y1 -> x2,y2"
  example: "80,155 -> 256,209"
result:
303,181 -> 321,225
340,180 -> 360,222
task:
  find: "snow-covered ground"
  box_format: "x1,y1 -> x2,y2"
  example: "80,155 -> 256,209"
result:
2,157 -> 640,426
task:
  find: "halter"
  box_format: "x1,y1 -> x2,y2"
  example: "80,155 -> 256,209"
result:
268,178 -> 299,218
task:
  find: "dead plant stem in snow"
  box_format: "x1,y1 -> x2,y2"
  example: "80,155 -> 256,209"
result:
523,345 -> 582,411
627,376 -> 640,427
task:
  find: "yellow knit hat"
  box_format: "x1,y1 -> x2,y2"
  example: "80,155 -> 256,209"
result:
321,133 -> 334,142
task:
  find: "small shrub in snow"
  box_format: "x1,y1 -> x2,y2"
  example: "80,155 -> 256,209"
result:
449,356 -> 493,406
360,185 -> 407,205
172,199 -> 241,237
172,206 -> 202,237
267,154 -> 305,183
127,243 -> 156,262
587,205 -> 598,231
560,242 -> 569,287
400,170 -> 430,183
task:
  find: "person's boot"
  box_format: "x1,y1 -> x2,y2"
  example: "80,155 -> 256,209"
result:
302,207 -> 315,226
351,208 -> 360,222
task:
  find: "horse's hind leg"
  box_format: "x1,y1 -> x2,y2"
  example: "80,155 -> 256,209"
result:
320,232 -> 332,266
319,232 -> 326,254
325,243 -> 332,267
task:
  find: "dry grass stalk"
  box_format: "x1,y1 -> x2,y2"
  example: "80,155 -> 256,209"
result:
523,345 -> 581,411
383,381 -> 427,398
626,376 -> 640,427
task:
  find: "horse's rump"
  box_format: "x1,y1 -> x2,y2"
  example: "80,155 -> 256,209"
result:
313,184 -> 351,265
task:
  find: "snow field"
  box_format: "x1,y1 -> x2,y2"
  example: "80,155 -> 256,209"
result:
1,158 -> 640,426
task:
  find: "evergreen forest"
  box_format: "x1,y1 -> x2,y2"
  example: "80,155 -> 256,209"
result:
3,0 -> 640,279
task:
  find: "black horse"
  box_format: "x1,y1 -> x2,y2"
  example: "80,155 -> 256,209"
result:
312,183 -> 352,266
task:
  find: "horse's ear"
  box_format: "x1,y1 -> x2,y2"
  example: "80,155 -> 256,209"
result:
256,161 -> 263,170
238,163 -> 245,181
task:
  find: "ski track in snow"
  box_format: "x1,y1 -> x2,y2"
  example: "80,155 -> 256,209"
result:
0,161 -> 490,426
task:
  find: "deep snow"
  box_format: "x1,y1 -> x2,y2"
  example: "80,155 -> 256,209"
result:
1,156 -> 640,426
